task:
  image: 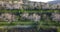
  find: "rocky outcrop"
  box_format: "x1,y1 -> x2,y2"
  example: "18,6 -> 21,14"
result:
0,1 -> 23,9
21,12 -> 41,21
0,13 -> 17,22
1,0 -> 60,10
51,13 -> 60,21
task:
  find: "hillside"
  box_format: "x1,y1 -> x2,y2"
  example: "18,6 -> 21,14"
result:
48,1 -> 60,4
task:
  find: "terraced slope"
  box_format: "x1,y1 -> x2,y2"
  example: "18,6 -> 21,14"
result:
0,9 -> 60,32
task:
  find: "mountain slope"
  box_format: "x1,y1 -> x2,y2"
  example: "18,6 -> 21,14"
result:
48,1 -> 60,4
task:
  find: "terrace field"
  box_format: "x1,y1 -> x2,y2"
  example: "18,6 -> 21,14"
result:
0,9 -> 60,32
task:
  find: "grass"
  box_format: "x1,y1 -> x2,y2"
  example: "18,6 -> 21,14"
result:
11,21 -> 34,25
39,20 -> 60,27
0,21 -> 35,26
0,22 -> 9,26
0,9 -> 60,13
